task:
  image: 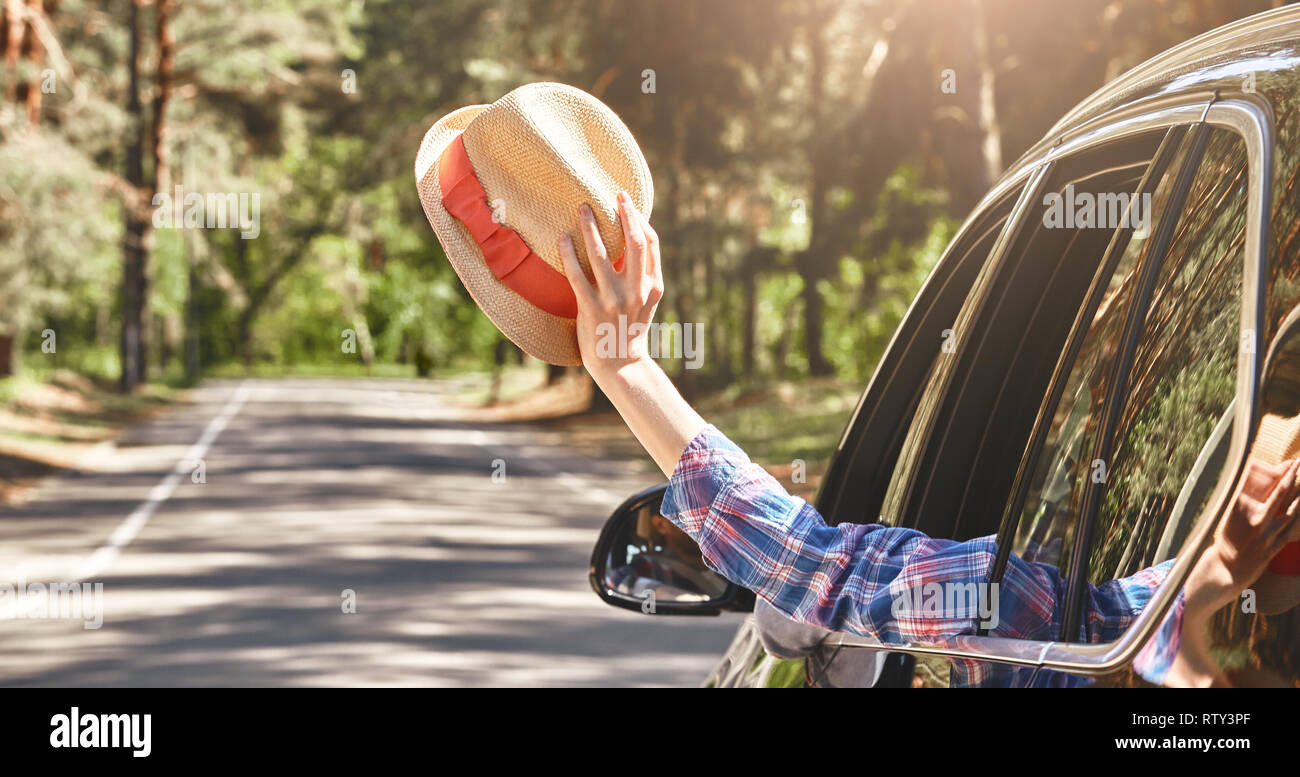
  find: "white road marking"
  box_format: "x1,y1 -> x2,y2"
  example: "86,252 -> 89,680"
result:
70,381 -> 252,583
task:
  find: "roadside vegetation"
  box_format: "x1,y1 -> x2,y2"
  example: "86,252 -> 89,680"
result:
0,371 -> 176,503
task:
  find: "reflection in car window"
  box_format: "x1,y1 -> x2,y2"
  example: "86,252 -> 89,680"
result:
1262,66 -> 1300,342
889,127 -> 1189,543
1086,128 -> 1247,584
1011,131 -> 1199,569
1223,63 -> 1300,686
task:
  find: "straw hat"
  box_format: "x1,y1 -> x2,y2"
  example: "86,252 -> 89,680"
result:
414,82 -> 654,365
1250,320 -> 1300,615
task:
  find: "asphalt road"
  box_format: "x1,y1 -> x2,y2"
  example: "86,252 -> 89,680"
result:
0,378 -> 741,687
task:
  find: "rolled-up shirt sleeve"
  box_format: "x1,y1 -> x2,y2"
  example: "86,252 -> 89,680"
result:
660,425 -> 997,644
661,424 -> 1187,686
1131,590 -> 1185,685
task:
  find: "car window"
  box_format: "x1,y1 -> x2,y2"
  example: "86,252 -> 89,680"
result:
1081,127 -> 1247,587
1007,129 -> 1202,570
887,127 -> 1178,541
820,182 -> 1024,528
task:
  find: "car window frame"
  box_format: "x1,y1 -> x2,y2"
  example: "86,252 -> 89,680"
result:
820,91 -> 1272,677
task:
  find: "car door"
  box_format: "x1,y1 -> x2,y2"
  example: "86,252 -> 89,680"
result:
814,93 -> 1272,684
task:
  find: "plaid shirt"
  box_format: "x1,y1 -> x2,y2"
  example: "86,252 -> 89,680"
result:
661,425 -> 1185,687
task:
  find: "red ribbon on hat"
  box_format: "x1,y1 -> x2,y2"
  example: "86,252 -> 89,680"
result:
438,135 -> 592,319
1268,540 -> 1300,576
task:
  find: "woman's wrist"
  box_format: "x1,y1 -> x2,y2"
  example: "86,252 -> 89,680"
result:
1164,620 -> 1225,687
1165,564 -> 1228,687
583,352 -> 706,477
558,193 -> 705,478
583,351 -> 658,386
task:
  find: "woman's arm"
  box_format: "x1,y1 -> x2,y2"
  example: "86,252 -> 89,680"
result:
556,196 -> 998,644
557,192 -> 705,477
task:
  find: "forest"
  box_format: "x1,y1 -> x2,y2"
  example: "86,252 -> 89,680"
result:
0,0 -> 1285,397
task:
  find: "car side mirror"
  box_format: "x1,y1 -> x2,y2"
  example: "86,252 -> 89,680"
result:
588,484 -> 754,615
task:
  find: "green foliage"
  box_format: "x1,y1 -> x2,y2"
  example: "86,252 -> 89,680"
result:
4,0 -> 1280,388
0,133 -> 118,336
763,657 -> 807,688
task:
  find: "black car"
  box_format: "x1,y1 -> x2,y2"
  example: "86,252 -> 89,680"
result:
589,5 -> 1300,687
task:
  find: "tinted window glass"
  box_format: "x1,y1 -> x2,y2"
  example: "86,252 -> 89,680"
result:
1213,64 -> 1300,687
1085,127 -> 1247,584
852,184 -> 1022,527
1258,66 -> 1300,341
1011,130 -> 1199,569
888,129 -> 1172,540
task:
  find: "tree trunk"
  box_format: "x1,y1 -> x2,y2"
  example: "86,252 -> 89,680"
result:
0,333 -> 14,378
237,309 -> 254,367
741,252 -> 758,378
799,10 -> 835,378
2,0 -> 25,103
489,337 -> 507,405
801,269 -> 833,376
971,0 -> 1002,187
152,0 -> 174,193
119,0 -> 148,392
775,292 -> 801,379
118,0 -> 173,392
185,250 -> 200,383
20,0 -> 43,126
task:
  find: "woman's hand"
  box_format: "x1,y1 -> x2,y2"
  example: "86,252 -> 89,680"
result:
557,191 -> 664,377
1185,457 -> 1300,621
554,193 -> 704,477
1167,456 -> 1300,686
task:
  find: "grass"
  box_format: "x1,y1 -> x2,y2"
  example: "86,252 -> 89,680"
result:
700,378 -> 861,474
0,370 -> 179,503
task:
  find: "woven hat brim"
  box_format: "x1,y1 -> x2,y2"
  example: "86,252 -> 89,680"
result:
415,106 -> 582,366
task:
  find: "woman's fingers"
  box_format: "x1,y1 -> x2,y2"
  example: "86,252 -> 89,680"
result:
1244,457 -> 1293,497
1278,460 -> 1300,499
579,203 -> 617,297
641,210 -> 662,281
617,192 -> 647,282
1256,459 -> 1300,532
572,198 -> 661,322
558,233 -> 597,309
1285,504 -> 1300,543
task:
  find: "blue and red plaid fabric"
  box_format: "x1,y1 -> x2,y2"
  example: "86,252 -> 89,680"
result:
661,425 -> 1184,687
